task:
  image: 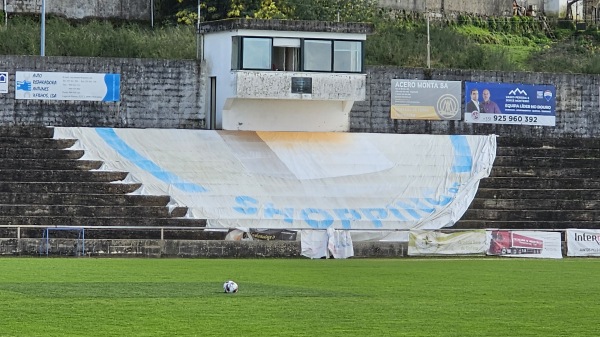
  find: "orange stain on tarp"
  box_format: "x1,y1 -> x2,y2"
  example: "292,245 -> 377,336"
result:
256,131 -> 350,147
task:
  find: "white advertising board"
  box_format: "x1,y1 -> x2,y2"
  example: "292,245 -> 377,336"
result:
567,229 -> 600,257
15,71 -> 120,101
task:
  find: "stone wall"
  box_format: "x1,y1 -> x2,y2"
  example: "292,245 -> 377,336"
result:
1,55 -> 599,138
1,0 -> 150,20
351,66 -> 600,138
0,56 -> 205,129
0,238 -> 407,258
377,0 -> 514,16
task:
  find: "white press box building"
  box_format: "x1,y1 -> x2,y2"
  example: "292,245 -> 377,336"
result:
199,19 -> 373,132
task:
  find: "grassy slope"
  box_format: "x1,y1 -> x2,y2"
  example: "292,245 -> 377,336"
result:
0,258 -> 599,336
2,16 -> 599,74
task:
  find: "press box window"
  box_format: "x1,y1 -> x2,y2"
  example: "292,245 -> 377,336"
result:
334,40 -> 362,72
303,40 -> 332,72
242,37 -> 272,70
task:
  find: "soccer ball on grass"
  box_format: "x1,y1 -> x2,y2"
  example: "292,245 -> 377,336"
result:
223,280 -> 238,293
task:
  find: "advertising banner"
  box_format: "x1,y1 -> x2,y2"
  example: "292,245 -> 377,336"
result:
487,230 -> 562,259
15,71 -> 120,102
408,230 -> 487,256
391,79 -> 462,120
464,81 -> 556,126
567,229 -> 600,256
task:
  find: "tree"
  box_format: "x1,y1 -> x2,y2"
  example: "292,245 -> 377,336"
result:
254,0 -> 289,19
164,0 -> 377,25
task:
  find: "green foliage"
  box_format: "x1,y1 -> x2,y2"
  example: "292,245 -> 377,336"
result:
0,8 -> 599,74
0,16 -> 195,59
254,0 -> 288,19
1,258 -> 600,336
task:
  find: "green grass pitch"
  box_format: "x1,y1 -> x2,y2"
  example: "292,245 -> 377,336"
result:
0,257 -> 599,336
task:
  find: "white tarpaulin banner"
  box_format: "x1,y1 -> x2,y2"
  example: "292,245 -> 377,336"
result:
567,229 -> 600,257
54,128 -> 496,230
327,227 -> 354,259
408,230 -> 487,256
301,230 -> 329,259
486,230 -> 563,259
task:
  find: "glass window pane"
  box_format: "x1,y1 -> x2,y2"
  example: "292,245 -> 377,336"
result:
334,41 -> 362,72
242,38 -> 272,69
303,40 -> 332,71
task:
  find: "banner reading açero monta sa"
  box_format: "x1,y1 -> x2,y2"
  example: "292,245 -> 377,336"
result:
390,79 -> 461,120
464,81 -> 555,126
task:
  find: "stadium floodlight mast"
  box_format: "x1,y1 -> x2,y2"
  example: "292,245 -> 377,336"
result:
41,0 -> 46,56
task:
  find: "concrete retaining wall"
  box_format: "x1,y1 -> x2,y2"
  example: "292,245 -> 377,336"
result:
0,238 -> 407,258
1,0 -> 150,20
351,66 -> 600,138
0,56 -> 205,129
378,0 -> 514,16
1,56 -> 599,137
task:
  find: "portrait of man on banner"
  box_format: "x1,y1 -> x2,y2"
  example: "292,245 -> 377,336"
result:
481,88 -> 502,114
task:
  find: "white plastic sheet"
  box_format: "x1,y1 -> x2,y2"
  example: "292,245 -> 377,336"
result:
54,128 -> 496,230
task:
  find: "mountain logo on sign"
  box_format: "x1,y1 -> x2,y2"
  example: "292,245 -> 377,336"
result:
508,88 -> 527,96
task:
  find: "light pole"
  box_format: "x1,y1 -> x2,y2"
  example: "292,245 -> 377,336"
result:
196,0 -> 202,60
41,0 -> 46,56
426,12 -> 431,69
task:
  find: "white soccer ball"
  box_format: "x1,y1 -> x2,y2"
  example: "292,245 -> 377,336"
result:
223,280 -> 238,293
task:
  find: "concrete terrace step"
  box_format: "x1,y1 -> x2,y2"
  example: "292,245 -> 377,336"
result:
496,147 -> 600,158
0,137 -> 76,149
0,125 -> 54,138
0,159 -> 103,170
479,177 -> 600,189
470,198 -> 600,210
474,188 -> 600,199
463,209 -> 600,221
0,216 -> 207,227
0,170 -> 128,182
0,193 -> 170,206
490,167 -> 600,178
453,220 -> 593,230
0,148 -> 84,159
498,137 -> 600,149
0,205 -> 187,218
493,156 -> 600,168
0,182 -> 142,194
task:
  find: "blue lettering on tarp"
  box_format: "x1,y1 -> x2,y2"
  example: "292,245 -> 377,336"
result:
301,208 -> 334,229
392,201 -> 421,220
233,196 -> 258,214
410,198 -> 435,214
450,135 -> 472,173
359,208 -> 387,228
333,209 -> 362,229
424,195 -> 452,206
230,181 -> 464,228
96,128 -> 207,193
264,203 -> 294,223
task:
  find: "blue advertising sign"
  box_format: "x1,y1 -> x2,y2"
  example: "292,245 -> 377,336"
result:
464,82 -> 556,126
